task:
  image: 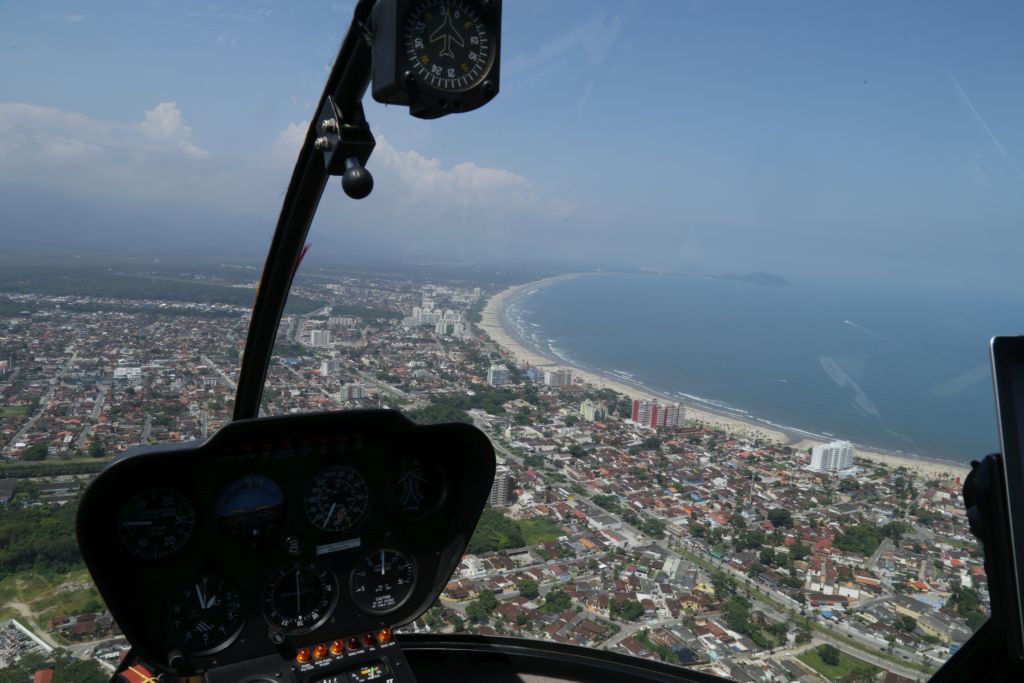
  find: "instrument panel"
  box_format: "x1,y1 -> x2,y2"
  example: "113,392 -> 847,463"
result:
76,410 -> 495,678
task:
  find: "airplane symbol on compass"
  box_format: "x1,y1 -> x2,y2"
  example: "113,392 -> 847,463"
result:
430,10 -> 465,58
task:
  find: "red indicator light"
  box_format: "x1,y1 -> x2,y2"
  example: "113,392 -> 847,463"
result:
363,634 -> 375,647
296,648 -> 311,664
348,637 -> 360,650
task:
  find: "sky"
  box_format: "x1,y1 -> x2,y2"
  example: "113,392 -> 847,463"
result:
1,0 -> 1022,288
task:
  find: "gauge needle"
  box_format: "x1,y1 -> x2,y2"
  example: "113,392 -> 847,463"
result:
326,502 -> 336,524
295,569 -> 302,615
380,550 -> 385,576
195,582 -> 206,609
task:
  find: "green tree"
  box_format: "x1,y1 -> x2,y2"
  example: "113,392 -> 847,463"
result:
21,443 -> 47,461
465,601 -> 487,622
818,644 -> 841,666
767,508 -> 793,528
897,615 -> 917,632
610,598 -> 644,621
542,589 -> 572,613
517,578 -> 539,599
478,589 -> 498,613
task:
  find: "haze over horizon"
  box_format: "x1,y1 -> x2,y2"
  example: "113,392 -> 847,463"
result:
1,1 -> 1022,291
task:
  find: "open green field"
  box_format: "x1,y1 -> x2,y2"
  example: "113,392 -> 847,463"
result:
519,517 -> 564,545
798,647 -> 880,682
0,404 -> 30,417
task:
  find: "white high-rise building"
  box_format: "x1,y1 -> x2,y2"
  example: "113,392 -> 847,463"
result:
487,365 -> 510,386
340,382 -> 367,401
810,440 -> 855,472
310,329 -> 331,347
543,368 -> 573,387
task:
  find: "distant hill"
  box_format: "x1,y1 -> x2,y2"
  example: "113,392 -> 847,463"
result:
714,272 -> 792,286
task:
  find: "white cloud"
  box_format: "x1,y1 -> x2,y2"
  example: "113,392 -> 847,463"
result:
138,102 -> 209,159
271,121 -> 309,162
372,135 -> 533,211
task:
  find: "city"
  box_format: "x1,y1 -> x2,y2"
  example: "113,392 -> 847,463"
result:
0,267 -> 988,682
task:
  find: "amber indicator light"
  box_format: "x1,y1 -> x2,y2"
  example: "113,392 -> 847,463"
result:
313,644 -> 328,659
329,639 -> 345,655
295,647 -> 311,664
377,628 -> 393,644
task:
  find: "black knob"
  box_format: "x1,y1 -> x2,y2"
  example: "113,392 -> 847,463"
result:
342,157 -> 373,199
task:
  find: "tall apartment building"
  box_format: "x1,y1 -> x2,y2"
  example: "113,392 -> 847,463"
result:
488,466 -> 515,506
810,440 -> 855,472
543,368 -> 573,387
631,399 -> 686,428
487,365 -> 510,386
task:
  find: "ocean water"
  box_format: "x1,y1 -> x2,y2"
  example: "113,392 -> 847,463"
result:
502,273 -> 1024,464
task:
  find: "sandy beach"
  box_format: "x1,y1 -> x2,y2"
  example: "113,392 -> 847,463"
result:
480,276 -> 971,481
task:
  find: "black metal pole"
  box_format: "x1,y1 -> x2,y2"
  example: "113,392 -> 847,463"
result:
233,0 -> 377,420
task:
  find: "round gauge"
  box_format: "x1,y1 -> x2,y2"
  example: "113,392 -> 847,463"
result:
164,576 -> 244,655
392,458 -> 446,520
304,465 -> 370,532
350,549 -> 417,615
403,0 -> 492,92
214,474 -> 285,539
116,487 -> 195,560
262,562 -> 338,635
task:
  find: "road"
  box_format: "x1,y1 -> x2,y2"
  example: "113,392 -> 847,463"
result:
201,354 -> 237,391
75,385 -> 108,450
3,351 -> 78,453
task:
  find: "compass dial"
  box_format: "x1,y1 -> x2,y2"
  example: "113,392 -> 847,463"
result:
403,0 -> 492,92
117,487 -> 195,560
350,548 -> 417,615
304,465 -> 371,532
262,562 -> 338,635
164,576 -> 244,655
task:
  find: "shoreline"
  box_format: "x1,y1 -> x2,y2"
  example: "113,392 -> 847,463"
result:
479,275 -> 970,481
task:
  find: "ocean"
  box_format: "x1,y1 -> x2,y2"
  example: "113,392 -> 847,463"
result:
501,273 -> 1024,464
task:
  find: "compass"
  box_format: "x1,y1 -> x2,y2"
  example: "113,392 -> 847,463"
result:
372,0 -> 501,118
403,0 -> 491,92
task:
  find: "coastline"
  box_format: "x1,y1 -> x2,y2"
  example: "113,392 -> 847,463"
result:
479,275 -> 971,481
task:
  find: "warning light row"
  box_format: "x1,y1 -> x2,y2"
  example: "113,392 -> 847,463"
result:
296,628 -> 393,663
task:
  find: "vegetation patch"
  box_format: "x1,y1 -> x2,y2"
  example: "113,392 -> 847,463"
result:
797,645 -> 880,682
0,404 -> 30,417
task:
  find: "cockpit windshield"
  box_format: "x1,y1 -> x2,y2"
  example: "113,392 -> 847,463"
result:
2,1 -> 1022,680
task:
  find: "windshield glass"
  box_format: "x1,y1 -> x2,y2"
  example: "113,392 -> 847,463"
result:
3,1 -> 1020,680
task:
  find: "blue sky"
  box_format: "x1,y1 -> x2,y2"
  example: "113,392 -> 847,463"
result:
1,1 -> 1022,287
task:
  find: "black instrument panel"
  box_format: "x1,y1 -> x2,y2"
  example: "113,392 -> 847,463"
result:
76,410 -> 495,677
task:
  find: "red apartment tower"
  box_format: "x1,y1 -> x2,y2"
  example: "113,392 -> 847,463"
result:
631,399 -> 686,428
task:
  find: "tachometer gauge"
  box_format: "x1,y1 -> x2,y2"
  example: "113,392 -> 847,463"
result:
214,474 -> 285,539
350,549 -> 416,615
304,465 -> 370,532
392,458 -> 446,520
404,0 -> 492,92
164,576 -> 243,655
116,487 -> 195,560
262,561 -> 338,635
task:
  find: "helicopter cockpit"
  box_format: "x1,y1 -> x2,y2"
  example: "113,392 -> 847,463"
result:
4,1 -> 1019,683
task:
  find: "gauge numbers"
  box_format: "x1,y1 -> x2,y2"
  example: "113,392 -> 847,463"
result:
116,487 -> 195,560
304,465 -> 370,532
262,562 -> 338,635
350,549 -> 416,615
404,0 -> 491,92
164,576 -> 244,655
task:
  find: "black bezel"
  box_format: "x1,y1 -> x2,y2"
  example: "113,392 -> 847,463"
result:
372,0 -> 501,119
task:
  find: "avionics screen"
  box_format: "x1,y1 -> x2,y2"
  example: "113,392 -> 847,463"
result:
990,336 -> 1024,660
